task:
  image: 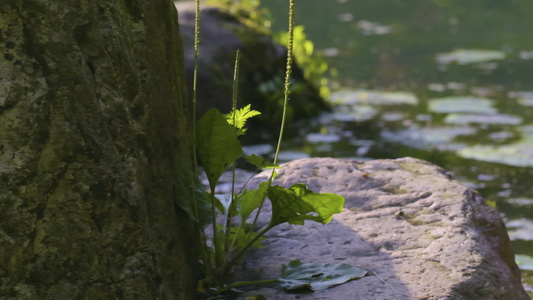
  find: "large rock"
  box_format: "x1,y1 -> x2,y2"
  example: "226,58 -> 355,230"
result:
237,157 -> 529,299
175,2 -> 329,137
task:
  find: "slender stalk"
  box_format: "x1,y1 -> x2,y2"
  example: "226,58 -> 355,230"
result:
222,278 -> 280,291
250,0 -> 296,233
223,50 -> 241,268
189,0 -> 212,280
210,188 -> 222,270
223,224 -> 274,277
273,0 -> 295,165
192,0 -> 200,172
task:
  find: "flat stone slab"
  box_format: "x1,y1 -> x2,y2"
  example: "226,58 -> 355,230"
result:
236,157 -> 529,299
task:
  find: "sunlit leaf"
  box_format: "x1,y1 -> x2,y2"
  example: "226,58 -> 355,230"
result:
267,183 -> 344,227
197,109 -> 243,190
279,260 -> 367,291
225,104 -> 261,135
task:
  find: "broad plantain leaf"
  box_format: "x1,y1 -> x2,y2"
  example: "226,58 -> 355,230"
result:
279,260 -> 367,291
197,108 -> 243,190
267,183 -> 344,227
238,181 -> 270,221
245,154 -> 280,169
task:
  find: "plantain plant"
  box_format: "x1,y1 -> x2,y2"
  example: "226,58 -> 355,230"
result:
179,0 -> 367,297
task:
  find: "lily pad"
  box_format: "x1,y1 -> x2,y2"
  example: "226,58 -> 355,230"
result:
279,260 -> 367,291
306,133 -> 342,143
332,106 -> 377,122
506,219 -> 533,241
428,97 -> 497,114
381,126 -> 476,150
331,89 -> 418,106
508,198 -> 533,206
436,49 -> 506,65
444,113 -> 522,125
457,136 -> 533,167
516,254 -> 533,271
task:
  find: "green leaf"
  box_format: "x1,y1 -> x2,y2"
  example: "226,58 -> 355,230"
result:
225,104 -> 261,134
245,154 -> 280,169
279,260 -> 367,291
214,225 -> 264,254
197,109 -> 243,190
238,181 -> 270,221
267,184 -> 344,227
213,193 -> 238,218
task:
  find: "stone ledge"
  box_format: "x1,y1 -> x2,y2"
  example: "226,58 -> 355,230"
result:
236,157 -> 529,300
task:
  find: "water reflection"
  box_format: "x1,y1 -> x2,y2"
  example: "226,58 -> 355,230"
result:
261,0 -> 533,293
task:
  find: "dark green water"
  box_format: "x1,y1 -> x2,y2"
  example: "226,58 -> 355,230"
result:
260,0 -> 533,294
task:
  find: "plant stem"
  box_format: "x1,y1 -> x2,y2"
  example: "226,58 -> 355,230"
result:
223,224 -> 274,276
210,189 -> 222,270
250,0 -> 295,239
192,0 -> 200,172
222,278 -> 280,291
223,50 -> 241,268
273,0 -> 295,165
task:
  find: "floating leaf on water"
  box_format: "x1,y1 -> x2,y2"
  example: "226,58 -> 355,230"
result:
380,126 -> 476,150
279,260 -> 367,291
436,49 -> 506,65
428,97 -> 497,114
508,198 -> 533,206
332,106 -> 377,122
457,137 -> 533,167
381,112 -> 405,122
331,89 -> 418,105
505,219 -> 533,241
516,254 -> 533,271
306,133 -> 342,143
509,91 -> 533,100
444,113 -> 522,125
357,20 -> 392,35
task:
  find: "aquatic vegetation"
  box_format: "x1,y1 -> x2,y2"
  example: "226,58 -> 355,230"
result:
381,126 -> 476,151
444,113 -> 522,125
428,97 -> 497,114
436,49 -> 506,65
331,89 -> 419,106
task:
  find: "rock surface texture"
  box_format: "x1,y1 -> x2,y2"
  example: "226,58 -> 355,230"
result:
175,2 -> 328,135
238,157 -> 530,300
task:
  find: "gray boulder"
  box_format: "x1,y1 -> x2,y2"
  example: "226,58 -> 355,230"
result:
175,2 -> 329,138
237,157 -> 529,299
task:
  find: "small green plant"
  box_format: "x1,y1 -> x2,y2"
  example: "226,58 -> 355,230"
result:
180,0 -> 367,297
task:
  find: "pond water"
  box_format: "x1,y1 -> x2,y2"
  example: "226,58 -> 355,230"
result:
259,0 -> 533,294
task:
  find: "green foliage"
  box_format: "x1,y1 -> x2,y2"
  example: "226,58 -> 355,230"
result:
267,184 -> 344,226
224,104 -> 261,135
274,25 -> 332,99
205,0 -> 272,30
196,108 -> 243,191
280,260 -> 368,291
186,0 -> 363,296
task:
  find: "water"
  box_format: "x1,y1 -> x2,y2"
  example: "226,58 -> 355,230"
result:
259,0 -> 533,294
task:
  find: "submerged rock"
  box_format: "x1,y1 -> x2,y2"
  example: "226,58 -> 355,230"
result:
175,2 -> 328,137
238,157 -> 529,299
